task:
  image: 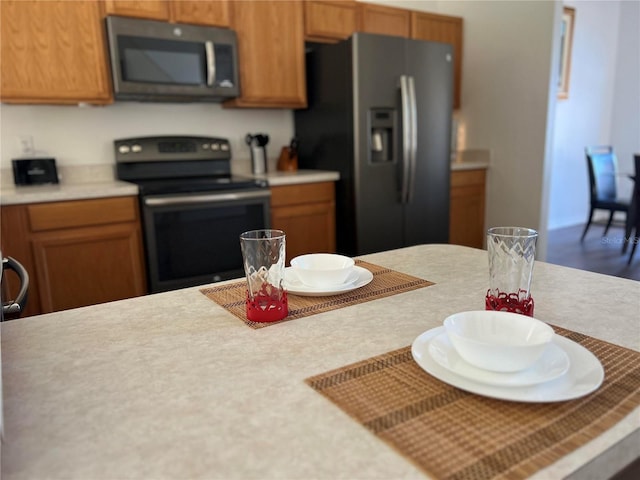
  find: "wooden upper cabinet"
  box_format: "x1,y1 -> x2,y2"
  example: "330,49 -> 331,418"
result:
225,0 -> 306,108
411,11 -> 463,109
358,3 -> 410,38
171,0 -> 230,27
103,0 -> 170,20
0,0 -> 112,104
304,0 -> 358,42
104,0 -> 230,26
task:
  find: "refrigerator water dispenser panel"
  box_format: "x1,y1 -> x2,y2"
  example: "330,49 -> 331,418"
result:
369,108 -> 395,163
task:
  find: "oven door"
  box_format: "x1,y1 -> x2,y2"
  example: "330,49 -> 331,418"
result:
141,189 -> 270,293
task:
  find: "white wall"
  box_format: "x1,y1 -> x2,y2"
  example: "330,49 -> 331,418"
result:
548,0 -> 639,230
0,103 -> 294,175
610,0 -> 640,198
369,0 -> 557,258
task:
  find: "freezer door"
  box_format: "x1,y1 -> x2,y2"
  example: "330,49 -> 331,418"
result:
353,33 -> 407,254
403,39 -> 453,245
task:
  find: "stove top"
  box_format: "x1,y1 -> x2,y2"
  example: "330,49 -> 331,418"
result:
114,135 -> 268,194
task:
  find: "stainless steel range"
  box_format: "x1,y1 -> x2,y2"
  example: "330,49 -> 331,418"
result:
115,135 -> 270,293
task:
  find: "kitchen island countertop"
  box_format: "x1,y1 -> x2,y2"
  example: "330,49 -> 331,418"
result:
1,244 -> 638,480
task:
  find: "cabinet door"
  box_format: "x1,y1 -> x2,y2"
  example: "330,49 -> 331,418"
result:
304,0 -> 358,42
171,0 -> 230,27
225,0 -> 306,108
411,11 -> 463,109
31,223 -> 147,313
449,169 -> 486,249
0,0 -> 112,104
1,197 -> 147,317
103,0 -> 170,20
0,205 -> 43,317
358,3 -> 410,38
270,182 -> 336,264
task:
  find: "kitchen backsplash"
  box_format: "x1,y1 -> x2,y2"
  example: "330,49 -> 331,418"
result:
0,102 -> 295,176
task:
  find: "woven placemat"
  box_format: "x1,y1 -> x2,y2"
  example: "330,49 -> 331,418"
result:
306,326 -> 640,480
200,260 -> 434,329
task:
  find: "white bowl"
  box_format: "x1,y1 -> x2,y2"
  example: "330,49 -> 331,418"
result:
290,253 -> 355,287
443,310 -> 554,373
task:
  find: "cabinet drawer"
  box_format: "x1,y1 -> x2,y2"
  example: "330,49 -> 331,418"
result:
451,169 -> 486,188
270,182 -> 335,208
28,197 -> 139,232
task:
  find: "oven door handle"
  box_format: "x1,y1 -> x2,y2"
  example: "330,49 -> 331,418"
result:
144,190 -> 271,207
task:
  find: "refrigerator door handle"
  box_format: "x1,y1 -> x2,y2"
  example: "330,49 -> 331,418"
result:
400,75 -> 412,204
407,76 -> 418,203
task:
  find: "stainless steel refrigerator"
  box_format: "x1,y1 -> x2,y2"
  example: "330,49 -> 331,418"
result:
295,32 -> 453,256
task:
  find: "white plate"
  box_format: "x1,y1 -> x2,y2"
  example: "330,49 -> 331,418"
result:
412,327 -> 604,403
284,266 -> 373,296
428,331 -> 570,387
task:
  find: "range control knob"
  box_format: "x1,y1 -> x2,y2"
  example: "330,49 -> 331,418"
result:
220,143 -> 229,151
118,145 -> 131,154
211,143 -> 220,151
131,144 -> 142,153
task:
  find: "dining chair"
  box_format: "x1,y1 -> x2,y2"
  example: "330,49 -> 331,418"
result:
626,154 -> 640,264
581,146 -> 630,241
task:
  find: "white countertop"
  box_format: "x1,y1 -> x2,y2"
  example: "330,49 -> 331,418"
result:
1,245 -> 638,480
0,165 -> 138,206
0,180 -> 139,206
0,156 -> 490,205
0,166 -> 340,206
451,149 -> 491,171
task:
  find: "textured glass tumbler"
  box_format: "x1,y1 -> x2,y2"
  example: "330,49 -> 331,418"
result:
485,227 -> 538,317
240,229 -> 288,322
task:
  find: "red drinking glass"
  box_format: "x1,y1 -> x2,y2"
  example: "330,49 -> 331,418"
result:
240,229 -> 288,322
486,227 -> 538,317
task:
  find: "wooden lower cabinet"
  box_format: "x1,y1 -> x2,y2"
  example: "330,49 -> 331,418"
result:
0,196 -> 146,317
449,169 -> 486,249
270,182 -> 336,264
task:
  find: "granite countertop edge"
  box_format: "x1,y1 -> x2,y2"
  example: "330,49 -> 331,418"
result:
0,181 -> 139,206
451,160 -> 490,171
1,159 -> 489,205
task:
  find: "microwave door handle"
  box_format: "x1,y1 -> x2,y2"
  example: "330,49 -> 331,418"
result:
205,41 -> 216,87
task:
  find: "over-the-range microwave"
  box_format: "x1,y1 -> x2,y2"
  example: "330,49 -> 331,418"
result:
105,16 -> 240,102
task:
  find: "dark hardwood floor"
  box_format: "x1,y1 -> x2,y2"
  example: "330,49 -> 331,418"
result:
546,223 -> 640,281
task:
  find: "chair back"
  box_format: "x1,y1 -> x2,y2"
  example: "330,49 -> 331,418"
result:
585,146 -> 618,202
634,154 -> 640,203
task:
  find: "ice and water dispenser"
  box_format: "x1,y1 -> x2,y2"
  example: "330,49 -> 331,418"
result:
369,108 -> 394,163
